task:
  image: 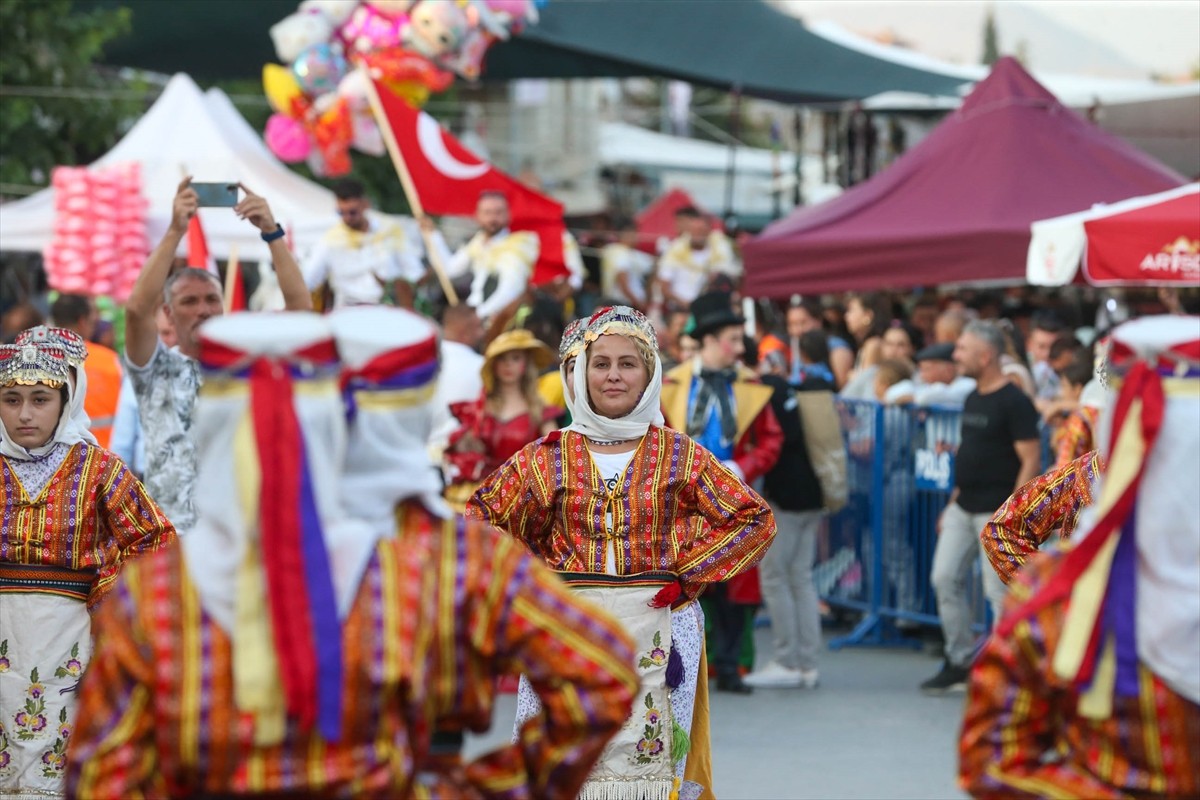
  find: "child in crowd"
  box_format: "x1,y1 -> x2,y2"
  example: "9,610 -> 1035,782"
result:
874,358 -> 915,404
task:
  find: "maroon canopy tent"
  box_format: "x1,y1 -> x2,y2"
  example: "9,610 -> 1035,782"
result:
742,57 -> 1187,298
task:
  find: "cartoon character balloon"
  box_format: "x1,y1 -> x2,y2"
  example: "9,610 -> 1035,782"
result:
262,0 -> 547,176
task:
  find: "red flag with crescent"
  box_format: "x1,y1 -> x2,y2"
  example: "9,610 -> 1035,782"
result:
370,80 -> 568,286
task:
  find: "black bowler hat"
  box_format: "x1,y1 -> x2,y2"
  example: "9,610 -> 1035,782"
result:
915,342 -> 955,363
689,291 -> 745,340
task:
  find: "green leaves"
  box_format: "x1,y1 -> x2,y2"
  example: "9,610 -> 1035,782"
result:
0,0 -> 138,194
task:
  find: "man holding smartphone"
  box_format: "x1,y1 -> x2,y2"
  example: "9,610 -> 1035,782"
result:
123,177 -> 313,530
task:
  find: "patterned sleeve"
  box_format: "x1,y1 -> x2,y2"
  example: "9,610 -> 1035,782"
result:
959,557 -> 1124,800
676,445 -> 777,597
66,571 -> 166,799
92,455 -> 177,608
1053,412 -> 1093,469
449,525 -> 639,798
980,451 -> 1099,586
467,442 -> 555,558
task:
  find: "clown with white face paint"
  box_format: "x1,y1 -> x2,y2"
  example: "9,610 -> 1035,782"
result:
0,335 -> 174,800
470,305 -> 776,800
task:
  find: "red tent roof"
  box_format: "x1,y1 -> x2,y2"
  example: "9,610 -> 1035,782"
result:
742,57 -> 1187,297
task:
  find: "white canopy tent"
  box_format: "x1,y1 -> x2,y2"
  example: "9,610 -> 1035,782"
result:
0,73 -> 346,262
598,121 -> 842,217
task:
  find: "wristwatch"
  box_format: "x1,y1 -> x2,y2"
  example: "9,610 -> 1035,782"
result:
261,224 -> 285,243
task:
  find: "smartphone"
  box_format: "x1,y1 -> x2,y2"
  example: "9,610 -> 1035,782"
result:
192,182 -> 239,207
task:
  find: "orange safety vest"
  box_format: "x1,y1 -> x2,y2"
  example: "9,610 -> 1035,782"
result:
83,344 -> 123,449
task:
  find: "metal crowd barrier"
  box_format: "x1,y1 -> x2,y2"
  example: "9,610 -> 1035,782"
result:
816,399 -> 992,649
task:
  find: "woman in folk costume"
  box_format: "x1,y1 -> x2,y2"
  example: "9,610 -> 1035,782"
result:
960,315 -> 1200,799
470,305 -> 777,800
329,305 -> 638,799
68,312 -> 430,798
0,333 -> 175,800
444,328 -> 561,511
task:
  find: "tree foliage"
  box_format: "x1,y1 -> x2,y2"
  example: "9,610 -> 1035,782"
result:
0,0 -> 142,194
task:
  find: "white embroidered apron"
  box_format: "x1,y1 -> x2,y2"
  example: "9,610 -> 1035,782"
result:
0,564 -> 94,800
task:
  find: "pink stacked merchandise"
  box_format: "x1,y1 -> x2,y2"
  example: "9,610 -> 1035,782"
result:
43,163 -> 150,302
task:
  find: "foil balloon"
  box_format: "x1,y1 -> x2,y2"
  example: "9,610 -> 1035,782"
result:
363,47 -> 454,95
338,2 -> 406,55
265,113 -> 313,163
292,42 -> 349,98
263,63 -> 306,115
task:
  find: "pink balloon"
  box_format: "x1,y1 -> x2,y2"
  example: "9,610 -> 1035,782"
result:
265,113 -> 312,163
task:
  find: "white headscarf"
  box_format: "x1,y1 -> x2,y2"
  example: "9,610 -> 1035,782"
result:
568,334 -> 664,441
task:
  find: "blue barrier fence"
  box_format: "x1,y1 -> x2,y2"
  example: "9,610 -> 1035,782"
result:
815,399 -> 992,649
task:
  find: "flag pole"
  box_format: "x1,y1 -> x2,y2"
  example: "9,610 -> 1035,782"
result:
360,67 -> 460,306
223,244 -> 239,314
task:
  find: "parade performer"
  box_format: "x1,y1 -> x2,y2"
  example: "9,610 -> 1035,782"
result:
426,191 -> 540,322
444,328 -> 559,511
0,331 -> 175,800
959,316 -> 1200,799
67,311 -> 637,799
331,305 -> 638,798
470,305 -> 776,800
981,347 -> 1112,585
656,208 -> 738,310
981,449 -> 1103,585
661,292 -> 784,695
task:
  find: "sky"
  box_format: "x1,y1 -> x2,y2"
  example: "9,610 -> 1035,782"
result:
780,0 -> 1200,79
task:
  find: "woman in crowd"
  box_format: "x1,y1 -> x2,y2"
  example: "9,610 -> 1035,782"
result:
444,328 -> 560,510
840,292 -> 893,399
0,329 -> 175,799
469,306 -> 776,800
786,299 -> 853,388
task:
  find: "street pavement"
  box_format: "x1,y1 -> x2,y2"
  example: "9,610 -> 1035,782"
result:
465,627 -> 970,799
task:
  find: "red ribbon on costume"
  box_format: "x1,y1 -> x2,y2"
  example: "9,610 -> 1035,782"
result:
996,361 -> 1165,639
1107,339 -> 1200,373
648,581 -> 683,609
337,335 -> 438,391
248,356 -> 319,732
199,337 -> 339,372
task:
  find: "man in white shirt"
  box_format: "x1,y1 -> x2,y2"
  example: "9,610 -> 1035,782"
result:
657,206 -> 739,310
304,179 -> 426,310
423,191 -> 539,323
892,342 -> 977,407
600,218 -> 654,308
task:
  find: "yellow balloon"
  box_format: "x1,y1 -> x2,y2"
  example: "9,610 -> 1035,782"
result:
263,64 -> 303,115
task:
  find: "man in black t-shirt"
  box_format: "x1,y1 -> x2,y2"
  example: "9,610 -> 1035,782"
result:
922,321 -> 1041,694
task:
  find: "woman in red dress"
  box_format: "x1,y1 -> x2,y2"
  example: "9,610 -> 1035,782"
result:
444,329 -> 561,510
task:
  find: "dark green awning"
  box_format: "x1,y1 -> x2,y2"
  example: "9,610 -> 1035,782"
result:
78,0 -> 967,102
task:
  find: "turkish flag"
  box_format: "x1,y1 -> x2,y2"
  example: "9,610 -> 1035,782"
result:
186,214 -> 217,276
370,79 -> 568,286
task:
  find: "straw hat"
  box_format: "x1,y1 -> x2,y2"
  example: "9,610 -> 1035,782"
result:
481,329 -> 554,394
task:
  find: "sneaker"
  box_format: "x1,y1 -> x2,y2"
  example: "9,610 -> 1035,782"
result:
920,660 -> 969,694
744,661 -> 804,688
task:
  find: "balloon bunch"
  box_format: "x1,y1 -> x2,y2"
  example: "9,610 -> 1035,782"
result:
43,164 -> 149,302
263,0 -> 545,177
